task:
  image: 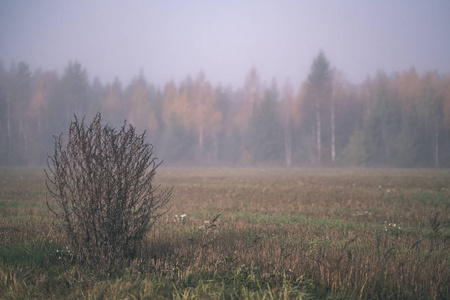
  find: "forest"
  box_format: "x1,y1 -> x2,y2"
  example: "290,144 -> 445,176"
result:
1,52 -> 450,167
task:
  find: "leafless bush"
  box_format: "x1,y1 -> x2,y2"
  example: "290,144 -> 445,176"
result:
45,113 -> 172,274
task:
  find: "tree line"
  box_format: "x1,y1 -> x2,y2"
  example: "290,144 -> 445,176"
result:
1,52 -> 450,167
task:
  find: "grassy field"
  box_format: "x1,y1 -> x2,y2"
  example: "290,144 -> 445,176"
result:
0,167 -> 449,299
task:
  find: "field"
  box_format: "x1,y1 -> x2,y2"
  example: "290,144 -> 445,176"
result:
0,167 -> 449,299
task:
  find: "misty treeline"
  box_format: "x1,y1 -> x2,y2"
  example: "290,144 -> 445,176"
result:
1,52 -> 450,167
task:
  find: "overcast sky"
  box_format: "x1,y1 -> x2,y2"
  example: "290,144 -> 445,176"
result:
1,0 -> 449,88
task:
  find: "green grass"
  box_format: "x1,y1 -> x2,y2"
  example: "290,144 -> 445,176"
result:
0,167 -> 449,299
0,241 -> 61,268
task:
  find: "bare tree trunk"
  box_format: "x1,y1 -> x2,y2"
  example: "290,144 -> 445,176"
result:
19,116 -> 28,155
331,87 -> 336,164
284,119 -> 292,167
198,123 -> 204,158
212,134 -> 218,163
38,116 -> 42,136
6,91 -> 11,140
435,119 -> 439,168
316,101 -> 321,166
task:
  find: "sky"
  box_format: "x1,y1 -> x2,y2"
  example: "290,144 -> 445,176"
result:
1,0 -> 450,88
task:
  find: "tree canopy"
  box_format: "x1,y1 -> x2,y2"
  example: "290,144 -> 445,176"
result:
1,57 -> 450,167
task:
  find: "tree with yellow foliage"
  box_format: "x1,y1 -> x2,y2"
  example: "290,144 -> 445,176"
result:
192,72 -> 222,161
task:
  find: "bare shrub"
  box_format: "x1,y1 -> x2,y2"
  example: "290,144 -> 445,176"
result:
45,113 -> 172,274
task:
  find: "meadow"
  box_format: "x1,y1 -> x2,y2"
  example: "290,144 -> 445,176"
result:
0,167 -> 449,299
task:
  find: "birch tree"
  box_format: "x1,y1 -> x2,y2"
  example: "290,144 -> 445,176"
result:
281,80 -> 295,166
192,72 -> 222,161
126,75 -> 158,137
304,52 -> 331,165
419,72 -> 444,167
102,79 -> 124,125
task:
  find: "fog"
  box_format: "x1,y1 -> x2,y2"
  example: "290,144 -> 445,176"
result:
1,1 -> 450,167
2,1 -> 449,87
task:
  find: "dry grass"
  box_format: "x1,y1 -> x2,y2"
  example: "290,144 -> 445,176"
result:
0,167 -> 449,299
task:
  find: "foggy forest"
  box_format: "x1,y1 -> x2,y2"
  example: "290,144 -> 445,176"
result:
1,53 -> 450,168
1,2 -> 450,298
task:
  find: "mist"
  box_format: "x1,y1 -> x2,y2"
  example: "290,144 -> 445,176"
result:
1,1 -> 450,167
